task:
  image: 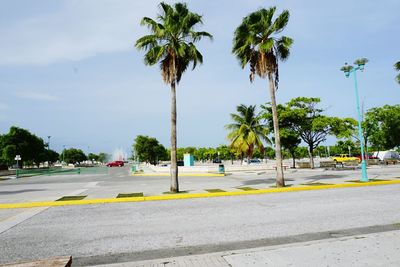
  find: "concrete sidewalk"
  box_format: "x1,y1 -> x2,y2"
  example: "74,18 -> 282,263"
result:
94,230 -> 400,266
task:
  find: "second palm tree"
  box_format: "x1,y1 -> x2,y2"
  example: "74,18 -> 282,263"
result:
232,7 -> 293,187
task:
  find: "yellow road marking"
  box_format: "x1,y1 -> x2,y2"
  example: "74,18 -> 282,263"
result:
132,173 -> 225,177
1,180 -> 400,209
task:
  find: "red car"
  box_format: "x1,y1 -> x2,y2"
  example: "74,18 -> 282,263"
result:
354,154 -> 379,162
106,161 -> 124,167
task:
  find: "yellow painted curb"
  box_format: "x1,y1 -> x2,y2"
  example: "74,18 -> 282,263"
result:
131,173 -> 225,177
1,180 -> 400,209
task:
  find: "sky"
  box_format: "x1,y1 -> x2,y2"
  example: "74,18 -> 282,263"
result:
0,0 -> 399,156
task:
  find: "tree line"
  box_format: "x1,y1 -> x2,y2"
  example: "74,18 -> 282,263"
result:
132,102 -> 400,169
0,126 -> 110,168
0,127 -> 58,168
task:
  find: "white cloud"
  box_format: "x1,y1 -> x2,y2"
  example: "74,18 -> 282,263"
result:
14,91 -> 59,101
0,0 -> 162,65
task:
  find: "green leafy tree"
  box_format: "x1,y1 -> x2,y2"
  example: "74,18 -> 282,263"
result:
333,140 -> 359,155
46,150 -> 59,165
133,135 -> 168,165
60,148 -> 87,164
364,105 -> 400,150
232,7 -> 293,186
97,153 -> 109,163
0,126 -> 47,167
261,103 -> 301,168
225,104 -> 270,164
204,148 -> 217,161
136,2 -> 212,192
176,148 -> 185,161
395,61 -> 400,84
88,153 -> 99,162
280,129 -> 301,168
279,97 -> 357,168
88,153 -> 99,163
216,145 -> 231,160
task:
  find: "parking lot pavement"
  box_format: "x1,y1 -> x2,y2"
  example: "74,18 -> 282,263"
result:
0,165 -> 399,205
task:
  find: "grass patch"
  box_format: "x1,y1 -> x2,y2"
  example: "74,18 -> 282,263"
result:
346,179 -> 389,183
237,187 -> 258,191
162,191 -> 189,194
301,182 -> 333,186
117,193 -> 143,198
393,223 -> 400,228
205,189 -> 226,193
269,184 -> 293,188
56,195 -> 87,201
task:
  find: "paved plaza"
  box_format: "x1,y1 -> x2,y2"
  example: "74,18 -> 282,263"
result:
1,163 -> 400,205
1,164 -> 400,266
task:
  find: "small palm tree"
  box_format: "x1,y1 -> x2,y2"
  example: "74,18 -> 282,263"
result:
395,61 -> 400,84
136,2 -> 212,192
232,7 -> 293,187
225,104 -> 270,163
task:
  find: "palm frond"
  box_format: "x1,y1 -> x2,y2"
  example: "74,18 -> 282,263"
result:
271,10 -> 290,34
136,2 -> 212,86
276,36 -> 293,61
232,7 -> 291,84
395,61 -> 400,71
225,104 -> 269,157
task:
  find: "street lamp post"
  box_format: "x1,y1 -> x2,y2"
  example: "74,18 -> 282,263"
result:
47,136 -> 51,150
15,155 -> 21,179
341,58 -> 369,182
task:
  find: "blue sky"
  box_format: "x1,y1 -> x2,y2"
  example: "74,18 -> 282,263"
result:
0,0 -> 399,155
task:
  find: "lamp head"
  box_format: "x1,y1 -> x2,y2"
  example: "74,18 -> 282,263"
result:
340,63 -> 353,78
354,58 -> 368,72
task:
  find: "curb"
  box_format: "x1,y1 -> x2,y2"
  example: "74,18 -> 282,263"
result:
1,180 -> 400,209
131,173 -> 225,177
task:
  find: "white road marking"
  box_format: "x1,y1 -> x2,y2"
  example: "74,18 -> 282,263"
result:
85,182 -> 99,188
67,189 -> 88,196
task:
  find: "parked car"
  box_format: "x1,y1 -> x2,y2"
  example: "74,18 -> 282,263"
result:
106,161 -> 124,167
331,154 -> 359,163
177,160 -> 184,166
212,158 -> 222,164
249,158 -> 261,164
354,154 -> 379,162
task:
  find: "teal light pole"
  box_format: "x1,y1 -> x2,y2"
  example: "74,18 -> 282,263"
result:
341,58 -> 368,182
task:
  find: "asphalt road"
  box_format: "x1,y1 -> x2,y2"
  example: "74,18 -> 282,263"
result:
1,184 -> 400,266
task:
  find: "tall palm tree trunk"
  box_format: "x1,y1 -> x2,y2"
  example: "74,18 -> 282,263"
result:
308,148 -> 315,169
170,82 -> 179,192
268,74 -> 285,187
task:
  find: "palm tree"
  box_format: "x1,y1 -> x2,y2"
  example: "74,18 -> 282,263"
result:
232,7 -> 293,187
225,104 -> 270,164
135,2 -> 212,192
395,61 -> 400,84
